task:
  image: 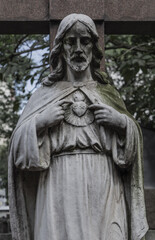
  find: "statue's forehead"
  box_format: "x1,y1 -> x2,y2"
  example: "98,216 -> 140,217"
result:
64,22 -> 91,38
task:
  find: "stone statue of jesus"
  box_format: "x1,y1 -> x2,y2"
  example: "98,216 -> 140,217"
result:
8,14 -> 148,240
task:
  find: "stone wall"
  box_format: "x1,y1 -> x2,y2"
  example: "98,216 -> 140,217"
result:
0,233 -> 12,240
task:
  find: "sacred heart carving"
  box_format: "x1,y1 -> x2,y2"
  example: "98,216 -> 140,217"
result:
72,101 -> 87,117
64,90 -> 94,126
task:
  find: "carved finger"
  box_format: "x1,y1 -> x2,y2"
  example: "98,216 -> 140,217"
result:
57,99 -> 73,106
95,114 -> 104,120
96,119 -> 103,125
58,110 -> 65,115
96,118 -> 109,124
94,109 -> 109,115
89,104 -> 102,110
89,103 -> 109,110
57,115 -> 64,121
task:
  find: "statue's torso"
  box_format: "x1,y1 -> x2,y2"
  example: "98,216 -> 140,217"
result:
50,90 -> 103,155
34,89 -> 128,240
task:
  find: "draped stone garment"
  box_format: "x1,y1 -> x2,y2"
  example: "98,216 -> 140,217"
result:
35,154 -> 128,240
8,81 -> 149,240
34,126 -> 128,240
34,89 -> 135,240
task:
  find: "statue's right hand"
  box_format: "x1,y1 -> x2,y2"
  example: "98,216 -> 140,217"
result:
36,100 -> 72,131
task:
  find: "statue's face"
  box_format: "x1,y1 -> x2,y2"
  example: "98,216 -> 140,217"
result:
62,22 -> 93,72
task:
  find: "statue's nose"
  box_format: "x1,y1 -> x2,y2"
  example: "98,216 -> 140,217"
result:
75,39 -> 83,54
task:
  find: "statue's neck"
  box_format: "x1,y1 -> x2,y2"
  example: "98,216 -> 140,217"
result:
65,66 -> 93,83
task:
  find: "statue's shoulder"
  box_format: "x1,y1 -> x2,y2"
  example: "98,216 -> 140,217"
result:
18,83 -> 56,122
96,82 -> 127,113
96,82 -> 122,99
27,82 -> 56,104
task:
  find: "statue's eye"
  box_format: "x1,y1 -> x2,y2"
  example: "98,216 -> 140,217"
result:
64,37 -> 76,45
81,37 -> 91,45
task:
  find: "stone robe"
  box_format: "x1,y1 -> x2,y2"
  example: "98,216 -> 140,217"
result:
8,81 -> 148,240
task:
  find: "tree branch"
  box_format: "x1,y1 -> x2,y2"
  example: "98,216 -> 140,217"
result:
27,64 -> 48,70
14,35 -> 29,53
1,45 -> 48,63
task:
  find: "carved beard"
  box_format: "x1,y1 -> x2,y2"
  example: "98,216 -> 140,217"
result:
65,57 -> 90,72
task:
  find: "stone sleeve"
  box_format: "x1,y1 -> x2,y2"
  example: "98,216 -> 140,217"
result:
112,115 -> 138,169
11,115 -> 51,171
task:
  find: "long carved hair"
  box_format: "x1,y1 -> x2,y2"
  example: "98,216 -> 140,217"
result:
43,14 -> 108,86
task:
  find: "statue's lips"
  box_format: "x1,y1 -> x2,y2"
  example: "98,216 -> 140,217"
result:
71,56 -> 86,62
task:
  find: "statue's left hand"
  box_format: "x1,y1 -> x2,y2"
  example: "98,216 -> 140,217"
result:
89,103 -> 126,130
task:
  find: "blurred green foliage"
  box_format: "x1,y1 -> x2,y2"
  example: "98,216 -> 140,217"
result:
105,35 -> 155,129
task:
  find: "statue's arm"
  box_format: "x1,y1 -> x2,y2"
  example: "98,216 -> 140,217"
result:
89,102 -> 138,169
11,99 -> 71,171
11,115 -> 51,171
35,99 -> 67,134
89,103 -> 126,133
111,115 -> 139,169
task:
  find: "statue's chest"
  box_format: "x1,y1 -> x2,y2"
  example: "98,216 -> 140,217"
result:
63,90 -> 94,127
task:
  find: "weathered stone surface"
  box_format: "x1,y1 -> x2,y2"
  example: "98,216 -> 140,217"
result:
0,0 -> 155,33
104,0 -> 155,21
0,0 -> 49,21
1,230 -> 155,240
143,128 -> 155,230
1,0 -> 155,22
146,230 -> 155,240
49,0 -> 155,21
0,233 -> 12,240
143,128 -> 155,188
49,0 -> 104,20
5,230 -> 155,240
145,189 -> 155,229
0,218 -> 10,234
49,21 -> 105,70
